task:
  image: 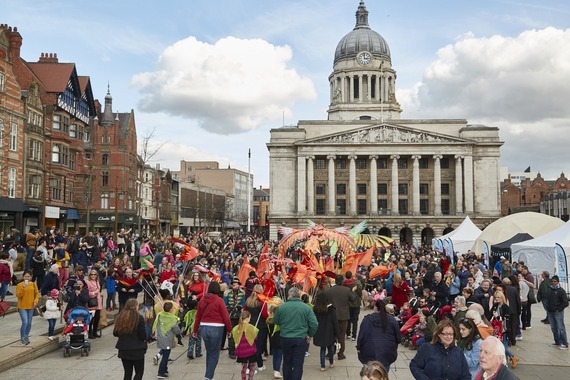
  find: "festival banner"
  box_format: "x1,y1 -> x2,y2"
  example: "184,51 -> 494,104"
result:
555,243 -> 568,283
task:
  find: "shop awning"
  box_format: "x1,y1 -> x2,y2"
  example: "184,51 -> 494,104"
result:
0,197 -> 25,212
67,208 -> 80,220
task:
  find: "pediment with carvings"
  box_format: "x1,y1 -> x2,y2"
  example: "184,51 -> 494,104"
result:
303,124 -> 466,145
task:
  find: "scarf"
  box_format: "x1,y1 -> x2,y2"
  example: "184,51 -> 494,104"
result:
153,311 -> 180,336
232,322 -> 258,346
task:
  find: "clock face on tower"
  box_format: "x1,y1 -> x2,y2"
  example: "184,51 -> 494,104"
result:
357,51 -> 371,65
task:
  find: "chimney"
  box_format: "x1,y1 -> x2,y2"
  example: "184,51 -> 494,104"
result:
38,52 -> 59,63
7,25 -> 23,63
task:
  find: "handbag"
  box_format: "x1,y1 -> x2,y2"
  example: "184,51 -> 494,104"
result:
528,289 -> 537,304
0,300 -> 10,318
88,297 -> 99,307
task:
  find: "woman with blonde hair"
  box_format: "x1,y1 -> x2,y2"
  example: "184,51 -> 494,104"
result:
113,298 -> 147,380
490,289 -> 519,368
391,273 -> 411,310
360,360 -> 389,380
244,284 -> 268,372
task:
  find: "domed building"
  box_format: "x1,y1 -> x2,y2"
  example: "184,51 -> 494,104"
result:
267,1 -> 503,248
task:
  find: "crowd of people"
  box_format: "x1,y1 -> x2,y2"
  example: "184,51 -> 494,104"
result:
1,226 -> 569,380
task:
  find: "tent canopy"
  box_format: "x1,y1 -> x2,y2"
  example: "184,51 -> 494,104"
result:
473,212 -> 564,254
511,221 -> 570,275
490,233 -> 534,260
432,216 -> 482,255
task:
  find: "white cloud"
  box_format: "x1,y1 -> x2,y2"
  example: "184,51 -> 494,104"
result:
131,36 -> 317,134
398,27 -> 570,178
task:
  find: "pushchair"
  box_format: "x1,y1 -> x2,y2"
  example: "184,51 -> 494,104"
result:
62,306 -> 92,357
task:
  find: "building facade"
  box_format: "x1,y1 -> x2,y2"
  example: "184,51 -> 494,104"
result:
267,2 -> 503,244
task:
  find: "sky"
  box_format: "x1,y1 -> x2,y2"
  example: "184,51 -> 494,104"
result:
4,0 -> 570,187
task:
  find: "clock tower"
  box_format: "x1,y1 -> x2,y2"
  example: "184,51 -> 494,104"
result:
327,1 -> 402,121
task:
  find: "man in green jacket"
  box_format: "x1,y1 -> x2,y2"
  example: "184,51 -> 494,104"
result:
274,287 -> 318,380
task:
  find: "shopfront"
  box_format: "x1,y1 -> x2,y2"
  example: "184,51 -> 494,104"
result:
0,197 -> 24,235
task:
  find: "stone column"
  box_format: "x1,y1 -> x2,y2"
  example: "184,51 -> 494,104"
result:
455,155 -> 464,214
412,155 -> 421,215
297,155 -> 306,214
463,155 -> 474,213
349,154 -> 357,215
307,155 -> 315,214
370,155 -> 378,214
433,155 -> 443,215
327,155 -> 336,214
390,154 -> 400,215
367,74 -> 372,101
358,75 -> 363,102
376,74 -> 381,101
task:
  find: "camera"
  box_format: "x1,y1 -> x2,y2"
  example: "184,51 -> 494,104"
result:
74,285 -> 81,290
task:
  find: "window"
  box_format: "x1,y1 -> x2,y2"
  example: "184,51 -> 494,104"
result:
102,171 -> 109,187
69,151 -> 76,170
377,158 -> 388,169
9,122 -> 17,151
101,194 -> 109,209
336,199 -> 346,215
0,118 -> 3,148
357,183 -> 367,195
441,157 -> 450,169
84,128 -> 90,142
0,72 -> 5,91
398,158 -> 407,169
51,177 -> 62,201
357,199 -> 367,215
398,183 -> 408,195
316,199 -> 326,215
77,125 -> 84,141
51,144 -> 60,163
52,114 -> 61,130
28,139 -> 43,161
398,199 -> 408,215
69,124 -> 77,138
420,183 -> 429,195
442,199 -> 450,215
441,183 -> 450,195
315,159 -> 326,170
316,183 -> 326,195
102,135 -> 110,143
62,116 -> 69,133
8,168 -> 16,198
378,199 -> 388,211
356,159 -> 367,169
335,159 -> 346,169
336,183 -> 346,195
28,175 -> 42,199
378,183 -> 388,195
419,157 -> 429,169
102,154 -> 109,166
420,199 -> 429,215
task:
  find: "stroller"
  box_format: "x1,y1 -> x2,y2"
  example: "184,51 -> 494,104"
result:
62,306 -> 92,357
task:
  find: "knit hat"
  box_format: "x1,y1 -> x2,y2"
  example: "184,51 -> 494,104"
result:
552,275 -> 560,282
50,289 -> 60,298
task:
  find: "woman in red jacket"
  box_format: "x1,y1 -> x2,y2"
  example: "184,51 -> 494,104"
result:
392,273 -> 412,310
193,281 -> 232,380
186,271 -> 206,300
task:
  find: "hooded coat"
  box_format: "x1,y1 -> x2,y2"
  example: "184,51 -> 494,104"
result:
356,311 -> 401,368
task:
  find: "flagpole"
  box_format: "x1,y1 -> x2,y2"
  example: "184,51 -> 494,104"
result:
247,149 -> 251,233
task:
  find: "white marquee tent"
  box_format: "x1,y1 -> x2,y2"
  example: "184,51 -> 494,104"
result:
473,212 -> 564,254
511,221 -> 570,276
432,216 -> 482,255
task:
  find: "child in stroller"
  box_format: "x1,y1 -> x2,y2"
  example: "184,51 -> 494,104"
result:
62,306 -> 92,357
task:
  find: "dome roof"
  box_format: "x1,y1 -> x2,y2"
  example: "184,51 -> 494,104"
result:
334,1 -> 390,64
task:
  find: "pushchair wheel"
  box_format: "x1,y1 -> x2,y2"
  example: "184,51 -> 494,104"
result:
64,348 -> 70,357
84,348 -> 89,356
80,349 -> 84,357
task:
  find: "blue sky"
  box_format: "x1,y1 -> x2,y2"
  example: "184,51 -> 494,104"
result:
4,0 -> 570,186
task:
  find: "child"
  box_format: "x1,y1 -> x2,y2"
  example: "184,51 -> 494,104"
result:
44,288 -> 61,340
360,360 -> 389,380
398,301 -> 412,323
105,267 -> 117,311
152,302 -> 181,379
410,310 -> 429,349
183,299 -> 202,359
233,310 -> 259,380
266,305 -> 283,379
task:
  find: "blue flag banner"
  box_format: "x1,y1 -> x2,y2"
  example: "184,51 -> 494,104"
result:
555,243 -> 568,283
483,241 -> 489,269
